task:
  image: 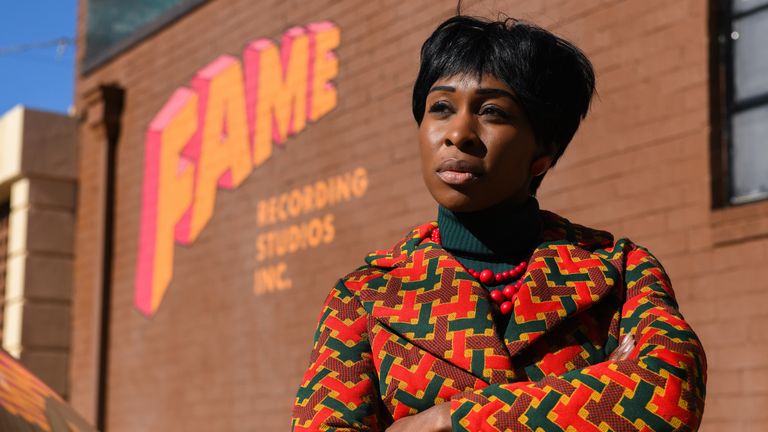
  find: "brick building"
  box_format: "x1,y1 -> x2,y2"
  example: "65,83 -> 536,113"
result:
69,0 -> 767,430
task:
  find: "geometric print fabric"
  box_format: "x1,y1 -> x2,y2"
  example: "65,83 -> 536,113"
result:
291,212 -> 706,431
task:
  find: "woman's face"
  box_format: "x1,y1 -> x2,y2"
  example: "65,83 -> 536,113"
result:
419,73 -> 550,212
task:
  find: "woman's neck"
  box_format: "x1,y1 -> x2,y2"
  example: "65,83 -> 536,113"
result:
437,196 -> 542,264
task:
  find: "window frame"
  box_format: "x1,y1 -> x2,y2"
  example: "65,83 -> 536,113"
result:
711,0 -> 768,207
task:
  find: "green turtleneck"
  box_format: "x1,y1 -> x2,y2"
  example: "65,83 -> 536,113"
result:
437,197 -> 542,290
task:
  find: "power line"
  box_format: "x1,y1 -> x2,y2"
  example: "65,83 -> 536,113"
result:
0,37 -> 75,58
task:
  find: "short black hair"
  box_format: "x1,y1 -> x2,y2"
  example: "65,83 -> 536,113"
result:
412,15 -> 596,194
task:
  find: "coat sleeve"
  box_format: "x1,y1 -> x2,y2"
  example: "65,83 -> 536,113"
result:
450,245 -> 707,432
291,279 -> 384,432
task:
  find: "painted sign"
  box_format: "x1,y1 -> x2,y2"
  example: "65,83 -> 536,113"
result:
253,167 -> 368,295
135,22 -> 340,317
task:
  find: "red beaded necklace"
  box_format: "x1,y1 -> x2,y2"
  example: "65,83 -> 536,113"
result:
431,227 -> 525,315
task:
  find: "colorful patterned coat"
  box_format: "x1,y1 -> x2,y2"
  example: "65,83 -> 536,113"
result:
291,212 -> 707,431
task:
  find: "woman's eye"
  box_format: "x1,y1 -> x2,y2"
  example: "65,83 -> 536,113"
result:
480,105 -> 509,119
428,101 -> 452,115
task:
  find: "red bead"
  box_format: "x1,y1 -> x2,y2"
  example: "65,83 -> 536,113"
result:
515,280 -> 523,288
500,301 -> 513,315
503,285 -> 516,299
431,228 -> 441,244
490,290 -> 505,304
430,231 -> 529,287
479,269 -> 494,284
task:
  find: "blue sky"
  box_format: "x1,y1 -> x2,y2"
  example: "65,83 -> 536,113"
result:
0,2 -> 77,115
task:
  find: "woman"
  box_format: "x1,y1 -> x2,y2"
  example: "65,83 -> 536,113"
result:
291,15 -> 706,432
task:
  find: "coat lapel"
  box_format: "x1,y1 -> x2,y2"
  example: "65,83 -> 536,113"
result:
504,212 -> 620,358
360,223 -> 516,385
359,214 -> 620,384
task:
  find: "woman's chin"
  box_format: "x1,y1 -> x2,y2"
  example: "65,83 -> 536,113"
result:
430,187 -> 529,213
430,189 -> 489,213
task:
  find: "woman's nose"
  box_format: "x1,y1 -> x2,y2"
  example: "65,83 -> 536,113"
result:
445,111 -> 479,149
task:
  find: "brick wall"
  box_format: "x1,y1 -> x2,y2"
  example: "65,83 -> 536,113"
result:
71,0 -> 765,430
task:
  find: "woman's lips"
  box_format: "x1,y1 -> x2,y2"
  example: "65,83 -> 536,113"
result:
436,170 -> 479,185
435,159 -> 483,185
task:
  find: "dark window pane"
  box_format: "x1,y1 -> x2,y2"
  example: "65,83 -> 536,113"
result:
733,0 -> 768,13
731,105 -> 768,204
85,0 -> 196,64
733,10 -> 768,102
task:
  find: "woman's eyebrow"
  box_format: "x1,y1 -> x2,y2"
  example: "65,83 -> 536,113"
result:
428,85 -> 455,94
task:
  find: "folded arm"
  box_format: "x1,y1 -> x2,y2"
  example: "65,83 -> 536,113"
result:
291,279 -> 383,432
449,246 -> 707,431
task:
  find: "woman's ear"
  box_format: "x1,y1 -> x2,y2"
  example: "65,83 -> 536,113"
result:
530,155 -> 553,177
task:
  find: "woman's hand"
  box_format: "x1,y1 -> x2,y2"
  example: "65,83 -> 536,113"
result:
607,334 -> 635,361
386,402 -> 452,432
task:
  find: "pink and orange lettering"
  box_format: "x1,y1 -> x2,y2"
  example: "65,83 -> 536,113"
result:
135,88 -> 198,316
308,22 -> 340,121
245,26 -> 309,165
176,55 -> 252,243
135,22 -> 340,316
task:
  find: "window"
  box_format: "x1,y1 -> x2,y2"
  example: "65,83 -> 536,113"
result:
712,0 -> 768,206
83,0 -> 208,73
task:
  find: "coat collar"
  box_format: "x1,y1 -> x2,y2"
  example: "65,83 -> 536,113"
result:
359,212 -> 619,383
